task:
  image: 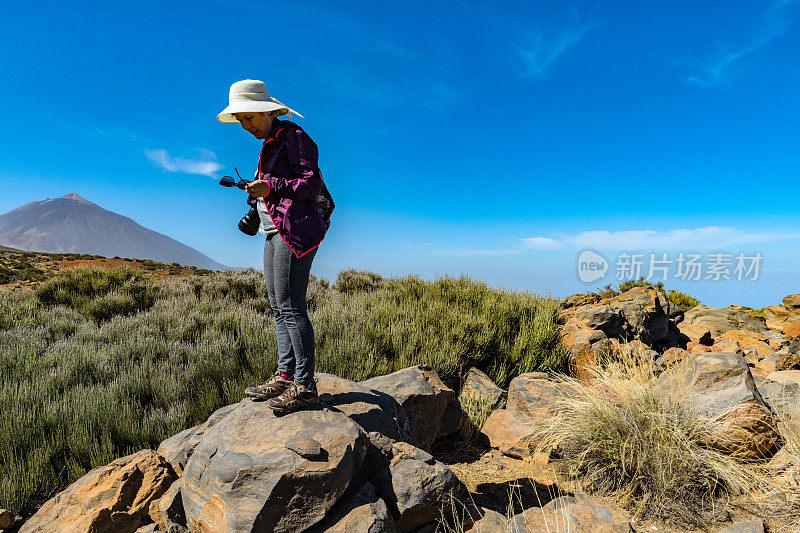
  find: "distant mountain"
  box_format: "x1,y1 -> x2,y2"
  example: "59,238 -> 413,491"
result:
0,193 -> 226,270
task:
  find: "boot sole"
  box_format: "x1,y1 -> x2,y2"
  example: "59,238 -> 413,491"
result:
265,398 -> 319,414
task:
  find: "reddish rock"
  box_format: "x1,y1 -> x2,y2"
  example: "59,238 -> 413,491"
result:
20,450 -> 176,533
481,409 -> 535,459
679,324 -> 713,345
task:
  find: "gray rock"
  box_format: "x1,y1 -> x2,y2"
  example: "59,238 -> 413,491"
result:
361,365 -> 455,451
507,373 -> 573,418
286,436 -> 323,459
466,508 -> 507,532
758,378 -> 800,419
182,399 -> 366,533
308,482 -> 394,533
157,403 -> 237,475
506,492 -> 634,532
662,352 -> 769,417
158,479 -> 186,531
566,287 -> 683,351
317,373 -> 412,443
459,367 -> 504,409
374,442 -> 467,533
660,353 -> 781,459
716,518 -> 765,533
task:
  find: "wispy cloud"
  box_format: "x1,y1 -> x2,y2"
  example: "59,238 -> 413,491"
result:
144,149 -> 223,177
515,21 -> 595,79
430,248 -> 526,257
521,226 -> 800,251
687,0 -> 799,87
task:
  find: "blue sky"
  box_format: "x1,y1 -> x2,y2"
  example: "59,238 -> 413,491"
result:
1,0 -> 799,308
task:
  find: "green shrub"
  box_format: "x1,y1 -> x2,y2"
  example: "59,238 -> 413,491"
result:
35,267 -> 159,324
667,289 -> 700,312
332,268 -> 384,294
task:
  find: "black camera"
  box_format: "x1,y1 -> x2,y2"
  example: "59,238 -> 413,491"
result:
238,196 -> 261,236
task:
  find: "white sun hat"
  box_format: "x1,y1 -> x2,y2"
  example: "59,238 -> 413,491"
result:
217,79 -> 304,123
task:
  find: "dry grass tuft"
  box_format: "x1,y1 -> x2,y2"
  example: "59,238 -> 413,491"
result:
530,345 -> 784,528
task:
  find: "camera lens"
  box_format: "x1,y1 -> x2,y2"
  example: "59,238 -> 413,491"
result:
238,206 -> 261,236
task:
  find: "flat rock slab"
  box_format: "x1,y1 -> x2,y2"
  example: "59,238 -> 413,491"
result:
181,399 -> 366,533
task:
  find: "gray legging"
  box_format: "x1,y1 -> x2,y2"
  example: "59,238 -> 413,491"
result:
263,233 -> 318,384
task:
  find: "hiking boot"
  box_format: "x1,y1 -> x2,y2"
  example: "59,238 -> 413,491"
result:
245,372 -> 292,400
265,380 -> 318,414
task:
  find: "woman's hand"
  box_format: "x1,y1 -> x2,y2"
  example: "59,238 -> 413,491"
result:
245,180 -> 270,198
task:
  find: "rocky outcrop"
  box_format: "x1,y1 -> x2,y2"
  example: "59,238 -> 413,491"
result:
783,294 -> 800,311
562,287 -> 681,352
19,450 -> 176,533
361,365 -> 455,451
682,305 -> 772,338
181,399 -> 367,533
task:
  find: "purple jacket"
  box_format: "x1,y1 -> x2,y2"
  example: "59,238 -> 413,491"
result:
256,119 -> 328,259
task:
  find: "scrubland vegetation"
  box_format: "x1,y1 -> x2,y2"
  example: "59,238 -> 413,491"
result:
0,266 -> 565,515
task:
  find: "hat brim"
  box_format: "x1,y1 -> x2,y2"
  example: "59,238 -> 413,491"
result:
217,99 -> 304,123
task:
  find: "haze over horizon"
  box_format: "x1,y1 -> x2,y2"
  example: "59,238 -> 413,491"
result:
1,1 -> 799,308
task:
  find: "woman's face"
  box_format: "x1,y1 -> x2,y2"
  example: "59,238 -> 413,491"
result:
235,112 -> 273,139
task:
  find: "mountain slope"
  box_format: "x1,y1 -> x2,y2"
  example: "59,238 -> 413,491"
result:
0,193 -> 226,270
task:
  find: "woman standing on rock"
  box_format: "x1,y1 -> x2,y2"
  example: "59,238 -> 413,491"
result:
217,79 -> 334,414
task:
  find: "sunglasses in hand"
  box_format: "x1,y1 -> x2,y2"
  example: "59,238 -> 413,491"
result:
219,168 -> 252,190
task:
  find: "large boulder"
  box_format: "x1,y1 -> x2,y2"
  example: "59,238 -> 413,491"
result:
20,450 -> 176,533
316,373 -> 412,443
361,365 -> 455,451
506,492 -> 634,532
482,374 -> 571,458
308,482 -> 393,533
373,441 -> 466,533
181,399 -> 366,533
682,305 -> 772,338
157,404 -> 237,475
783,294 -> 800,311
660,353 -> 781,459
